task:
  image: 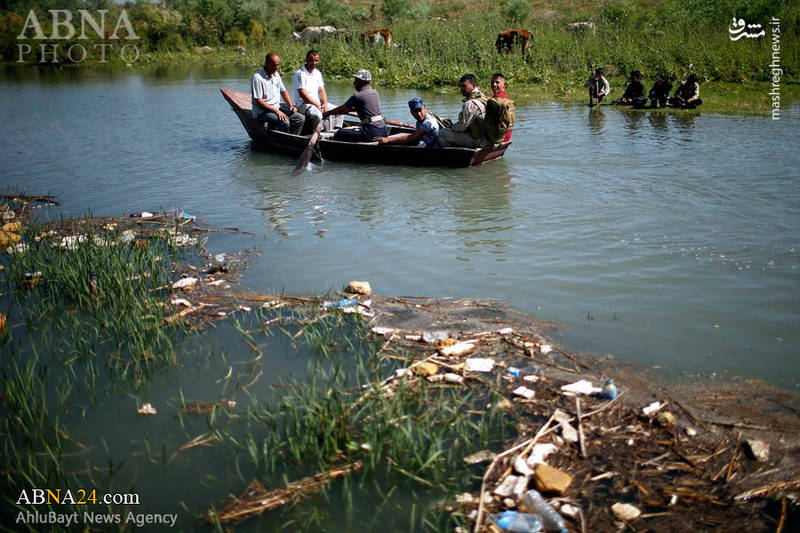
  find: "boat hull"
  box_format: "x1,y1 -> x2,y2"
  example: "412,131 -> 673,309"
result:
220,88 -> 510,167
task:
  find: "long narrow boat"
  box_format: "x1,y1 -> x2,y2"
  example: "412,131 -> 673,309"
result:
221,88 -> 510,167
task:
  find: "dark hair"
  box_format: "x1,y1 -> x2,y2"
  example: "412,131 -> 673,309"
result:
687,73 -> 698,83
631,70 -> 641,78
595,67 -> 605,75
491,72 -> 506,80
459,73 -> 478,86
306,49 -> 318,59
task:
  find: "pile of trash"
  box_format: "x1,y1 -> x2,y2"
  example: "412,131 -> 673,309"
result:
355,297 -> 800,532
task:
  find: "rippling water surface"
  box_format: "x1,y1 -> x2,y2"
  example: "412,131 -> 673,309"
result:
2,65 -> 798,389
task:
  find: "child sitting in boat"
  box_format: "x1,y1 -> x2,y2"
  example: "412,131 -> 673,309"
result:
375,97 -> 441,147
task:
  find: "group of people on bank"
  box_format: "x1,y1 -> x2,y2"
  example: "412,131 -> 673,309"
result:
585,68 -> 702,109
251,49 -> 513,149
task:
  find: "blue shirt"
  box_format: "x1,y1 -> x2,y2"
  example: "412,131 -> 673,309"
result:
416,115 -> 440,147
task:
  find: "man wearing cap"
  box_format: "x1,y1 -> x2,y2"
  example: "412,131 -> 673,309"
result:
438,73 -> 491,149
252,52 -> 305,134
376,97 -> 440,147
323,69 -> 388,142
292,49 -> 343,132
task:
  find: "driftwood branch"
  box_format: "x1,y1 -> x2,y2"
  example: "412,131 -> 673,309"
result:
207,461 -> 363,524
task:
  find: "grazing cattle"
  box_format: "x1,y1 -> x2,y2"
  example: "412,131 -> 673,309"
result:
290,26 -> 340,43
362,29 -> 393,48
567,21 -> 596,32
496,29 -> 531,56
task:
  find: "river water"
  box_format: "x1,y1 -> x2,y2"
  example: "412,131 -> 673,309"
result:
1,64 -> 798,391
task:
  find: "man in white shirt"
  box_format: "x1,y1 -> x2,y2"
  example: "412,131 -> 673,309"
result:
292,49 -> 342,132
251,52 -> 305,134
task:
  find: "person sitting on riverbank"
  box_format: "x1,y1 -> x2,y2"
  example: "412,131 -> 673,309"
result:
584,67 -> 610,105
438,74 -> 491,149
646,74 -> 673,108
376,97 -> 441,147
490,73 -> 513,142
614,70 -> 645,106
251,52 -> 305,134
292,49 -> 343,133
323,69 -> 388,142
670,73 -> 702,109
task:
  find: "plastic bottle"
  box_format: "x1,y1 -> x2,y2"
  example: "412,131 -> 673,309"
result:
599,378 -> 618,399
522,490 -> 568,533
322,298 -> 357,309
489,510 -> 543,533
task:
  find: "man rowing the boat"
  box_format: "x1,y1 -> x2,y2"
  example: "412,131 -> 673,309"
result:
251,52 -> 305,134
292,49 -> 343,133
323,69 -> 388,142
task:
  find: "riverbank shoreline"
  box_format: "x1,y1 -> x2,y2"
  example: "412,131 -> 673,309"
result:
3,50 -> 798,116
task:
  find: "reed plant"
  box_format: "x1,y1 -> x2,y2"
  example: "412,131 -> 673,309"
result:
206,306 -> 516,529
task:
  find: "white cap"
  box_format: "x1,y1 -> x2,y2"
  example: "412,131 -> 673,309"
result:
353,69 -> 372,82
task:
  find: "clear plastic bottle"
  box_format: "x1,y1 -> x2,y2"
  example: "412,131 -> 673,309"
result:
489,510 -> 543,533
522,490 -> 568,533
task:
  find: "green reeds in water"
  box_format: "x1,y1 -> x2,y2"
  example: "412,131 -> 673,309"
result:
207,306 -> 516,530
5,220 -> 191,373
0,218 -> 196,526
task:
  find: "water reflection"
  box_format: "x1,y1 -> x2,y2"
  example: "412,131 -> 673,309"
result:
587,107 -> 606,134
672,112 -> 699,130
619,108 -> 645,134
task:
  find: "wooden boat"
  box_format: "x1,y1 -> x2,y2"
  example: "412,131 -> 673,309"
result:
221,88 -> 510,167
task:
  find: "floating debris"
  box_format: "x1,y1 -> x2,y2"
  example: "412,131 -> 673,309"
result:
560,379 -> 601,396
465,357 -> 495,372
137,403 -> 157,415
611,502 -> 641,521
440,341 -> 477,357
172,277 -> 199,290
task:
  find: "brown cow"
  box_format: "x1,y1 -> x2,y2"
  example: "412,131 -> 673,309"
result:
362,29 -> 393,48
496,29 -> 531,56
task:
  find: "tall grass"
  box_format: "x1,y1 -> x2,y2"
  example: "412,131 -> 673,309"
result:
0,218 -> 195,524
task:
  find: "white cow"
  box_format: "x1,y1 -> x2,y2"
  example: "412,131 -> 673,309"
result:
290,26 -> 340,43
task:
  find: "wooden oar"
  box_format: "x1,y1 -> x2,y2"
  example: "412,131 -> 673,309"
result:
292,122 -> 323,176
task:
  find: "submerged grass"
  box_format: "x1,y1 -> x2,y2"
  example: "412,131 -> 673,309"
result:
204,307 -> 517,529
0,214 -> 198,525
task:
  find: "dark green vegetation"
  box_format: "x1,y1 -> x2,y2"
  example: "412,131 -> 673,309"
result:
2,1 -> 798,86
0,208 -> 516,530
